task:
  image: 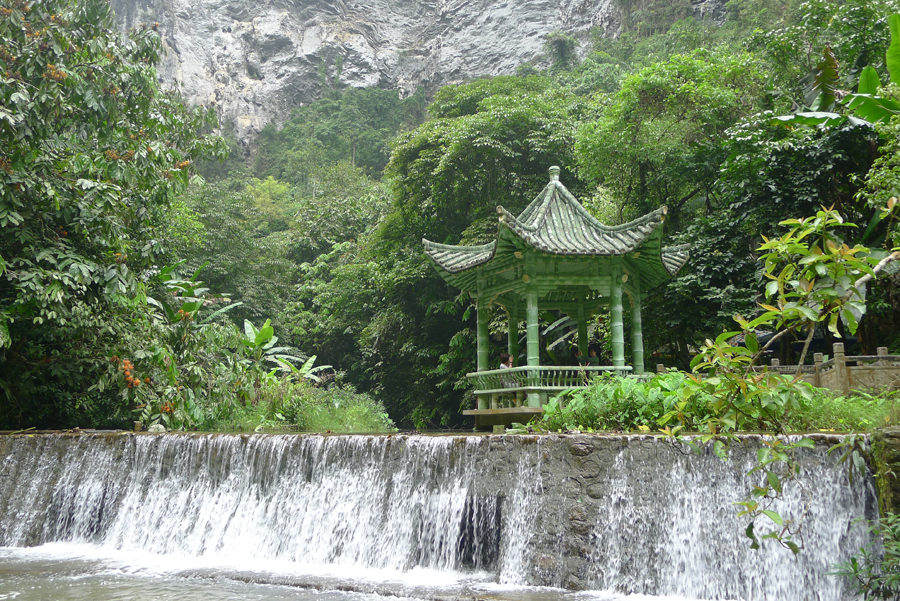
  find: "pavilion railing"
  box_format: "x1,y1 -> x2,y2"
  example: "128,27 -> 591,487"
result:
466,365 -> 633,395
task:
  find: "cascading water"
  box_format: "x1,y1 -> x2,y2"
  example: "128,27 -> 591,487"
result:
580,436 -> 873,598
0,432 -> 877,600
0,434 -> 512,575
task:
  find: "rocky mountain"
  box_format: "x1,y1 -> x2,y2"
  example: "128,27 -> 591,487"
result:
111,0 -> 722,148
111,0 -> 624,145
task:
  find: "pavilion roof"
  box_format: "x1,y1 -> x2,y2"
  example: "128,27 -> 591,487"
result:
499,181 -> 666,256
422,168 -> 690,292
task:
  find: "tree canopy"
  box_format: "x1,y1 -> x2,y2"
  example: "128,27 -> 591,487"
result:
8,0 -> 900,430
575,49 -> 769,226
385,82 -> 587,248
0,0 -> 225,426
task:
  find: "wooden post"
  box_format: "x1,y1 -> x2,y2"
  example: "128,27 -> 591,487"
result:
526,286 -> 540,407
834,342 -> 850,395
476,297 -> 489,410
611,271 -> 625,368
631,279 -> 644,374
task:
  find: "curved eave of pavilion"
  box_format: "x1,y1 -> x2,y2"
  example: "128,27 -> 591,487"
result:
424,230 -> 690,295
623,243 -> 692,291
422,238 -> 496,292
422,239 -> 496,273
662,244 -> 691,275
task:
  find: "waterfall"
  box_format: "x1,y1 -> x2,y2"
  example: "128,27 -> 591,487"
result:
580,437 -> 873,598
0,432 -> 876,600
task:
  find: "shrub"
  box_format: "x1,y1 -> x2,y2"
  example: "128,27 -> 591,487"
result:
832,512 -> 900,597
263,380 -> 396,433
540,370 -> 900,433
541,371 -> 718,432
785,389 -> 900,432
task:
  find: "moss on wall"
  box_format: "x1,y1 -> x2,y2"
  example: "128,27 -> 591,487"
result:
872,427 -> 900,516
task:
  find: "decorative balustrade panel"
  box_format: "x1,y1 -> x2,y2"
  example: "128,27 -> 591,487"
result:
466,366 -> 632,394
750,365 -> 818,374
697,344 -> 900,396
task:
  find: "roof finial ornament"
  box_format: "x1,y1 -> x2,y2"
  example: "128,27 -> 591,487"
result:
549,166 -> 560,182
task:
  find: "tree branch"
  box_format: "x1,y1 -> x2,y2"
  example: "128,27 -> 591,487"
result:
794,325 -> 816,378
670,187 -> 702,213
751,251 -> 900,376
840,251 -> 900,303
750,323 -> 801,367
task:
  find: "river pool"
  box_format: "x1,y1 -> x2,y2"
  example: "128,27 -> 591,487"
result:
0,544 -> 707,601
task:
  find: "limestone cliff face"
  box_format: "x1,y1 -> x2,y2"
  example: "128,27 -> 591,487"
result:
111,0 -> 621,145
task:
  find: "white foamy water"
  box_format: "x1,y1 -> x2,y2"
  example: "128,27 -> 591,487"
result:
582,437 -> 872,598
0,433 -> 876,600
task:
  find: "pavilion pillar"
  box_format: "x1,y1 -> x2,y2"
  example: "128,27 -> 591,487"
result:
508,299 -> 519,366
611,273 -> 625,368
577,298 -> 588,359
631,278 -> 644,374
476,297 -> 490,410
525,286 -> 541,407
508,300 -> 523,407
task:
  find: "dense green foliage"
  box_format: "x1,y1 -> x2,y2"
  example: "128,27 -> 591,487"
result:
833,512 -> 900,597
113,265 -> 394,433
173,183 -> 296,325
253,87 -> 427,184
387,78 -> 586,246
576,48 -> 769,226
541,371 -> 899,433
8,0 -> 900,432
542,371 -> 716,432
0,0 -> 394,433
259,381 -> 395,433
0,0 -> 227,426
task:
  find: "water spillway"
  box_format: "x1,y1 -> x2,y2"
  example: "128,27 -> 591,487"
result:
0,432 -> 876,600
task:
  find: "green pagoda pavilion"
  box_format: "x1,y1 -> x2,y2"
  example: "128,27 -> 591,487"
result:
423,166 -> 690,428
